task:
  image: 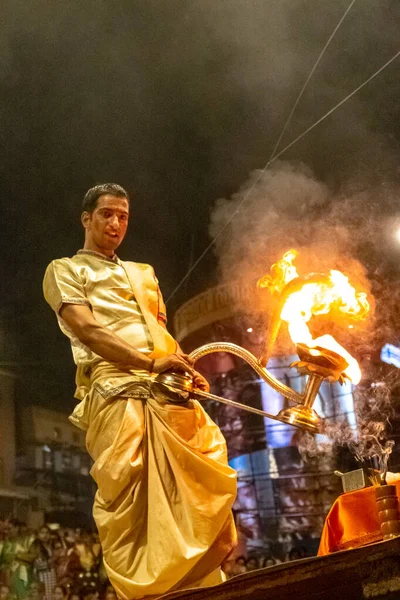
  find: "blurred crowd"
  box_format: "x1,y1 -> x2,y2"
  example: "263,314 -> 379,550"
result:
0,520 -> 117,600
223,545 -> 309,579
0,518 -> 313,598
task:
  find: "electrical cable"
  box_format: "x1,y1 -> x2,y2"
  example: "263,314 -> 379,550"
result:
166,46 -> 400,304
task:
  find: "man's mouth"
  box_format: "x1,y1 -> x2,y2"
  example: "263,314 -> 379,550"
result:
106,232 -> 119,239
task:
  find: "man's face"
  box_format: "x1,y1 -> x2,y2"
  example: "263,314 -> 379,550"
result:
64,530 -> 76,547
38,527 -> 50,543
82,194 -> 129,255
53,588 -> 65,600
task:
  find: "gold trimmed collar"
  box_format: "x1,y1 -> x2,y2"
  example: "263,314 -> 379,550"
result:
77,249 -> 120,263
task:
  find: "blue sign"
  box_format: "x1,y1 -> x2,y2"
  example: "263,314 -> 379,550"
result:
381,343 -> 400,368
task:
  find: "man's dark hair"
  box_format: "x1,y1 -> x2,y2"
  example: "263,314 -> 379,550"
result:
82,183 -> 129,213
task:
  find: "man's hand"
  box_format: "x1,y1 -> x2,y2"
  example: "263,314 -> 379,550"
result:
153,353 -> 194,375
192,370 -> 210,392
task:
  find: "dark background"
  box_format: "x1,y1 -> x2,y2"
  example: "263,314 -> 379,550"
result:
1,0 -> 400,412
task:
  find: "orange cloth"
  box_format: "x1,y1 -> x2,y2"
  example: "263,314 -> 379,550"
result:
318,479 -> 400,555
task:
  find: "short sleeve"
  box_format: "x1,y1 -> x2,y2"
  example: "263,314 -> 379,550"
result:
43,259 -> 90,314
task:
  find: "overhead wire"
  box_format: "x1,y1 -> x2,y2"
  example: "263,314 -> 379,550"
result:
166,0 -> 357,304
268,0 -> 358,163
166,13 -> 400,305
269,49 -> 400,164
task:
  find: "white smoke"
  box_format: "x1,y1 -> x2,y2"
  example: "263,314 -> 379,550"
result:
209,160 -> 400,353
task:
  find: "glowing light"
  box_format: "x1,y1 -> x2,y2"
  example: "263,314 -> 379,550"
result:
260,250 -> 370,384
258,249 -> 299,294
247,327 -> 253,333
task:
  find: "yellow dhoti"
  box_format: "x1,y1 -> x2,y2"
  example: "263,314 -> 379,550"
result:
44,254 -> 237,598
72,365 -> 237,599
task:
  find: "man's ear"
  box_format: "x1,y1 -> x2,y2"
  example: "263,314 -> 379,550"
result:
81,211 -> 91,229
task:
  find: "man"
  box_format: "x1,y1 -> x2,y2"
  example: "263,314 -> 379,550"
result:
43,184 -> 237,599
29,526 -> 57,600
0,520 -> 33,600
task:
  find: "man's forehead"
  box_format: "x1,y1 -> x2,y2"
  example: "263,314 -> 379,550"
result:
96,194 -> 129,213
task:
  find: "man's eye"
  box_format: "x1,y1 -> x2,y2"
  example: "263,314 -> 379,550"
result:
120,215 -> 128,221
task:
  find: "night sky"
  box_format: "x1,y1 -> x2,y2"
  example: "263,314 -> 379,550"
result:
1,0 -> 400,412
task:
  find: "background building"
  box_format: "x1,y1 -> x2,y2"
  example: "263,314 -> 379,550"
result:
0,369 -> 17,489
16,405 -> 95,527
0,366 -> 95,527
0,368 -> 40,524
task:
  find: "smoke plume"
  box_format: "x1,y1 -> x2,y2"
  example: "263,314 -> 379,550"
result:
209,159 -> 400,465
297,372 -> 399,477
209,160 -> 400,360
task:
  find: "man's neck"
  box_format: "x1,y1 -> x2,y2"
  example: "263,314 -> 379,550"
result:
83,242 -> 115,259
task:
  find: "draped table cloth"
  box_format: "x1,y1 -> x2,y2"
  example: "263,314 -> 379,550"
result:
318,477 -> 400,555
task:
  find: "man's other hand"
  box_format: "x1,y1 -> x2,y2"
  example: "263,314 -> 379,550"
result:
153,354 -> 194,375
192,371 -> 210,392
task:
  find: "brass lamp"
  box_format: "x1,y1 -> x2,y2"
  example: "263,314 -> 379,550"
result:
156,268 -> 355,434
156,341 -> 349,434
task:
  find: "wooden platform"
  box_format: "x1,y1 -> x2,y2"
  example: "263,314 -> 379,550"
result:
161,537 -> 400,600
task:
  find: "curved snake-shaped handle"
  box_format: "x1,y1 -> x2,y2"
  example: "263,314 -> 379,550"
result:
189,342 -> 303,405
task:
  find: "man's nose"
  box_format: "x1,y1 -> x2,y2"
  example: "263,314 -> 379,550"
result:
110,214 -> 119,228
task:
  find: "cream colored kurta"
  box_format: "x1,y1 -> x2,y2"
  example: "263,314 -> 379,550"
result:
43,251 -> 237,599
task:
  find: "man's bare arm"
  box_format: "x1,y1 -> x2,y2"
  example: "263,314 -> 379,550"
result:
60,304 -> 194,374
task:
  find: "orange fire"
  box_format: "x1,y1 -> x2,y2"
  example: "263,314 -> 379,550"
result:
258,250 -> 370,384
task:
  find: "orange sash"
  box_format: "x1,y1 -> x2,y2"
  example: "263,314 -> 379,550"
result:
122,261 -> 178,358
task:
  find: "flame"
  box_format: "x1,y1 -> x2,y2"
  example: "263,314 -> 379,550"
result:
258,249 -> 299,293
259,250 -> 370,384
